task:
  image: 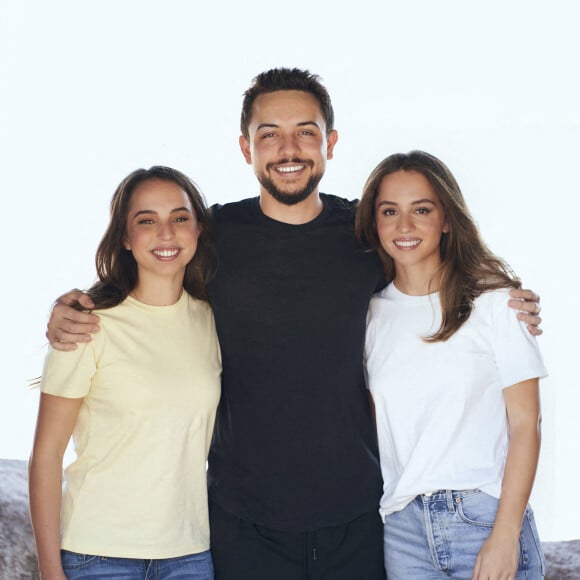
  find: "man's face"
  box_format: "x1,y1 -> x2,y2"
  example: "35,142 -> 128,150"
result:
240,90 -> 338,206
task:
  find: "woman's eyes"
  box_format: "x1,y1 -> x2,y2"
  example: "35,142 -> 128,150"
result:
380,207 -> 432,216
136,216 -> 189,225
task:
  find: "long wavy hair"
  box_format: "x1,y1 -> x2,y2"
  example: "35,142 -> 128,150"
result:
83,166 -> 215,309
355,150 -> 520,342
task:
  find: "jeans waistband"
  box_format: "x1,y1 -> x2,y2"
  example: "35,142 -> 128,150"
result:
418,489 -> 480,512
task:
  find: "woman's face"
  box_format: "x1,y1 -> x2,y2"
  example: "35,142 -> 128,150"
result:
123,178 -> 200,283
374,170 -> 449,276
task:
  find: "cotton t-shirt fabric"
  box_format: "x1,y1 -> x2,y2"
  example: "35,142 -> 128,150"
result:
364,284 -> 547,520
207,194 -> 385,532
40,292 -> 221,558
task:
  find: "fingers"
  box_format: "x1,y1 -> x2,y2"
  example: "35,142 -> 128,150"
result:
508,289 -> 542,336
508,299 -> 541,316
509,288 -> 540,304
47,335 -> 81,352
47,328 -> 95,350
76,293 -> 96,310
516,312 -> 543,336
46,301 -> 100,349
56,288 -> 95,309
472,554 -> 482,579
51,302 -> 100,328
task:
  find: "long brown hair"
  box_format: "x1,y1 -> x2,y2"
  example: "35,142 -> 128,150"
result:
355,150 -> 520,341
84,166 -> 215,309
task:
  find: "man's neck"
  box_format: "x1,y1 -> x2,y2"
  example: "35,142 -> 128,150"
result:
259,190 -> 324,225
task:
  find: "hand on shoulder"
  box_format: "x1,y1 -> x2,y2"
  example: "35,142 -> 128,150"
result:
46,289 -> 100,351
509,288 -> 542,336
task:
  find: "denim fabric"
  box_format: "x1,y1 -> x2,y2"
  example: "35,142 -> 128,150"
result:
61,549 -> 214,580
383,490 -> 545,579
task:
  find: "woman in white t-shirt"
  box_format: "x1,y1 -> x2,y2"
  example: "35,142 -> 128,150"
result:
29,167 -> 221,580
355,151 -> 546,579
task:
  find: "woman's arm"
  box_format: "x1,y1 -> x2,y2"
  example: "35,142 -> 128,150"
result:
29,393 -> 83,580
472,377 -> 541,580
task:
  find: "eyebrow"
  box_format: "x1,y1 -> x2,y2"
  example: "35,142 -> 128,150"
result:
256,121 -> 321,131
376,198 -> 437,207
132,207 -> 192,218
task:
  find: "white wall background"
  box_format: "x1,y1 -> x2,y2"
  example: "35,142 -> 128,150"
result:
1,0 -> 578,541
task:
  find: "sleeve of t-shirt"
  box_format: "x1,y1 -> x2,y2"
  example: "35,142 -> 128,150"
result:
40,334 -> 100,398
489,289 -> 548,390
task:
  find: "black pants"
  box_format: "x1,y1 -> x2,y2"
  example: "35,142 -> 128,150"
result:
209,501 -> 386,580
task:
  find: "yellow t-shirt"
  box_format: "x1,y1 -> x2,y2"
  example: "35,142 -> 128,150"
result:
41,292 -> 221,558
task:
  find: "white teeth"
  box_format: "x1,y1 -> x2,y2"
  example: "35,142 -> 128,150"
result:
394,240 -> 421,248
153,249 -> 179,258
277,165 -> 304,173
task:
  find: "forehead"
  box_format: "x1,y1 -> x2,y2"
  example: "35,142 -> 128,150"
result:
249,90 -> 325,128
129,178 -> 191,208
378,170 -> 438,200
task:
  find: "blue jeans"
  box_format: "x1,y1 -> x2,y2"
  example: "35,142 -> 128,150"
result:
61,549 -> 214,580
383,490 -> 545,579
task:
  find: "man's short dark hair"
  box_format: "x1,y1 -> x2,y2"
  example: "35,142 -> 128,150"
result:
240,68 -> 335,138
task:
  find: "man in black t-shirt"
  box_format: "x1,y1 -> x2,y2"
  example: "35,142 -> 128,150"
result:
205,68 -> 387,579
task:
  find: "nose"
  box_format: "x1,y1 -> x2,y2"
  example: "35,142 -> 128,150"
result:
397,213 -> 413,232
278,133 -> 300,158
157,221 -> 175,240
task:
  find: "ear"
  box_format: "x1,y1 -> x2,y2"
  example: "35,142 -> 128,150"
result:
123,236 -> 131,251
239,135 -> 252,165
442,220 -> 450,234
326,130 -> 338,160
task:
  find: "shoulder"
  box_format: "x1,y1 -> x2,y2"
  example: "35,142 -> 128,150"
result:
321,193 -> 359,216
475,290 -> 547,384
89,298 -> 156,334
367,284 -> 395,317
91,300 -> 132,323
184,292 -> 213,316
210,198 -> 258,224
473,287 -> 513,315
370,283 -> 391,303
471,288 -> 532,340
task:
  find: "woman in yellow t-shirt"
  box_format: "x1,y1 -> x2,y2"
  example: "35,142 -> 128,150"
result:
29,167 -> 221,580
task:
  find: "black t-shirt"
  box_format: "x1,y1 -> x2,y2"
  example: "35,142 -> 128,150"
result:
207,194 -> 385,532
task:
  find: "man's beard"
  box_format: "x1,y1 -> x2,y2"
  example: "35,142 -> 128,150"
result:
258,160 -> 323,206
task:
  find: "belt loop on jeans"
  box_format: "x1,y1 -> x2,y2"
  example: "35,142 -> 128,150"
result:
446,489 -> 455,512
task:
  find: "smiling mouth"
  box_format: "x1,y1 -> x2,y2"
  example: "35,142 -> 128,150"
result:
276,164 -> 306,174
394,239 -> 421,249
268,159 -> 313,176
153,248 -> 179,258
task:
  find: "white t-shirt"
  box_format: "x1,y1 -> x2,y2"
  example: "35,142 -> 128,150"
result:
41,292 -> 221,558
364,284 -> 546,519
